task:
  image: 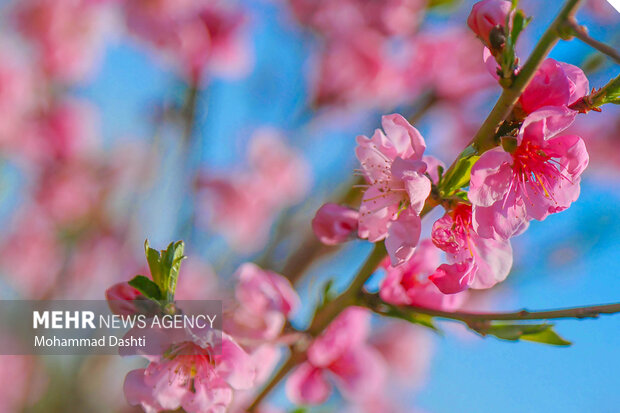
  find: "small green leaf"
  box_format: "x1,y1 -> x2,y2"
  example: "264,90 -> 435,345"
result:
145,240 -> 163,288
520,328 -> 572,346
143,239 -> 186,303
128,275 -> 162,302
595,74 -> 620,106
161,241 -> 186,302
383,306 -> 440,332
510,10 -> 530,45
439,146 -> 479,196
427,0 -> 461,9
482,323 -> 572,346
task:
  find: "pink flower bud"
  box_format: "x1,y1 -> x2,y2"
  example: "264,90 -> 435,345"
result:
312,203 -> 359,245
105,282 -> 143,316
467,0 -> 513,47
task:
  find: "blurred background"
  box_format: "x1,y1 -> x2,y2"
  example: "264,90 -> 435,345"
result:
0,0 -> 618,412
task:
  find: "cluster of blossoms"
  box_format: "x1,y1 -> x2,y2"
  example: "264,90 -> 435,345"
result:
107,255 -> 433,412
313,0 -> 592,299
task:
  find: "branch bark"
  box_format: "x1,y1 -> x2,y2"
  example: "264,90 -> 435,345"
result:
360,291 -> 620,322
564,18 -> 620,65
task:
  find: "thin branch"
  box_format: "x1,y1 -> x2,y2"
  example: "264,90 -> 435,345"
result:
360,292 -> 620,323
565,18 -> 620,65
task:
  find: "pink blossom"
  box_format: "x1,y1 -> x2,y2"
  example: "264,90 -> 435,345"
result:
124,0 -> 251,83
288,0 -> 425,39
106,282 -> 143,316
356,114 -> 431,266
124,330 -> 256,413
35,161 -> 103,227
312,203 -> 359,245
311,33 -> 408,108
285,307 -> 385,405
518,59 -> 589,115
0,46 -> 36,145
197,130 -> 310,252
369,321 -> 433,387
0,208 -> 62,298
0,352 -> 47,413
226,263 -> 300,342
469,107 -> 589,240
430,203 -> 513,294
14,0 -> 109,82
409,29 -> 494,101
20,99 -> 100,165
380,239 -> 467,310
467,0 -> 513,47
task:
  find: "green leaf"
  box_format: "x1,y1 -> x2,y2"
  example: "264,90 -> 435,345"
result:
427,0 -> 461,9
520,328 -> 572,346
144,240 -> 163,289
142,239 -> 186,303
161,241 -> 186,302
482,323 -> 572,346
594,74 -> 620,106
383,306 -> 440,332
510,10 -> 530,45
128,275 -> 162,302
439,146 -> 479,196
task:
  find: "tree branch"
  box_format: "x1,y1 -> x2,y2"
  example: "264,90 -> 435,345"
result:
564,18 -> 620,65
360,291 -> 620,323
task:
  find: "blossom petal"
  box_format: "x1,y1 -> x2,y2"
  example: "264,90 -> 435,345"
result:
358,186 -> 400,242
182,377 -> 232,413
519,107 -> 576,145
329,345 -> 386,401
469,148 -> 514,207
285,363 -> 331,405
468,234 -> 513,289
216,334 -> 256,390
381,113 -> 426,159
385,208 -> 421,267
429,259 -> 475,294
559,62 -> 589,104
124,369 -> 164,413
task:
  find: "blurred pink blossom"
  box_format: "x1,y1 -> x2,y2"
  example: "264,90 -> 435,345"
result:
14,0 -> 110,83
226,263 -> 299,343
409,29 -> 494,101
20,99 -> 100,166
311,33 -> 409,108
197,129 -> 310,252
312,203 -> 359,245
0,352 -> 48,413
369,321 -> 434,387
124,0 -> 251,83
0,46 -> 37,145
0,208 -> 62,298
288,0 -> 425,38
286,307 -> 386,405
